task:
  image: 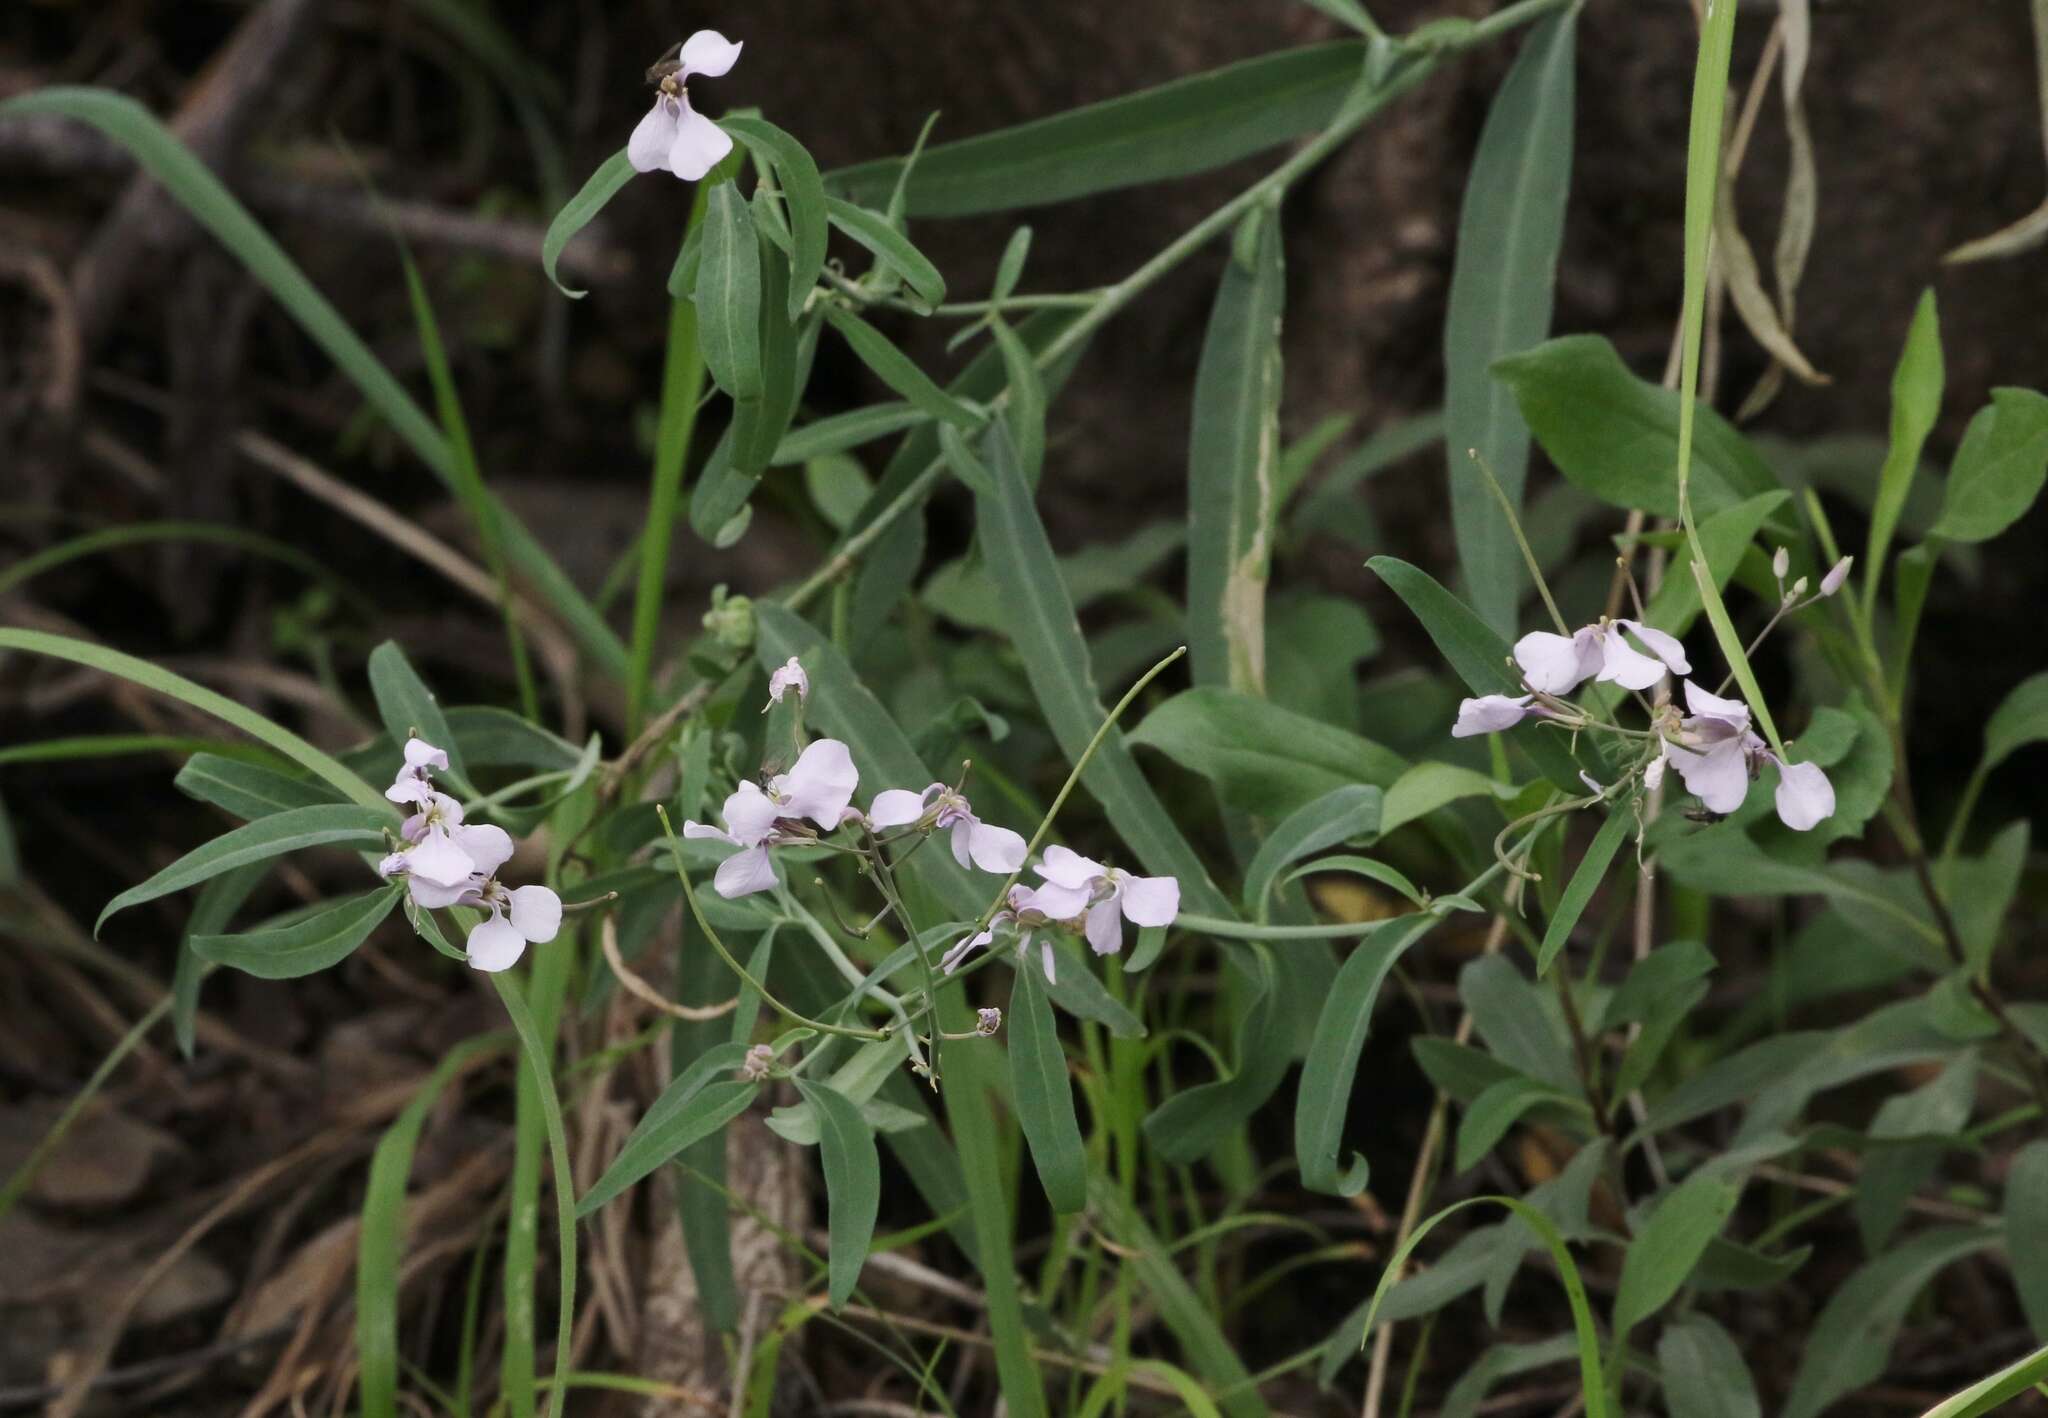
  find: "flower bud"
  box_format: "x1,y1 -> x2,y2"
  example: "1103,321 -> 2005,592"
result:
976,1007 -> 1002,1037
1819,555 -> 1853,598
739,1042 -> 775,1082
1787,577 -> 1808,602
1772,546 -> 1790,581
702,584 -> 756,652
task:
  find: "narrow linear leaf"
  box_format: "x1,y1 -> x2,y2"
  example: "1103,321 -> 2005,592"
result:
175,753 -> 342,822
1535,806 -> 1631,975
193,886 -> 401,980
1242,784 -> 1382,917
1445,7 -> 1577,636
697,181 -> 763,400
1007,966 -> 1088,1214
823,196 -> 947,309
1864,289 -> 1944,603
1612,1173 -> 1742,1336
97,804 -> 390,934
823,306 -> 978,428
722,116 -> 827,320
577,1078 -> 758,1218
793,1078 -> 880,1308
367,641 -> 467,787
541,149 -> 633,297
1657,1314 -> 1763,1418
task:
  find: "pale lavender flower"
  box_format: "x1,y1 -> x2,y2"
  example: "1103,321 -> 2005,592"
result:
628,31 -> 742,181
462,878 -> 563,972
1657,680 -> 1835,830
739,1042 -> 775,1081
684,738 -> 860,898
1452,693 -> 1535,738
1514,620 -> 1689,696
385,736 -> 450,806
941,884 -> 1070,983
865,783 -> 1027,873
1034,845 -> 1180,958
764,656 -> 808,709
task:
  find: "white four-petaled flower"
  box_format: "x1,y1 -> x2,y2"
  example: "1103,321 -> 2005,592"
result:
1033,845 -> 1181,957
1513,618 -> 1690,697
628,30 -> 743,181
375,738 -> 562,971
765,656 -> 809,709
684,738 -> 860,898
866,783 -> 1027,873
1652,681 -> 1836,831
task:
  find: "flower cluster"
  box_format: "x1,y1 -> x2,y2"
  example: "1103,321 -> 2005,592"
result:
377,738 -> 562,971
628,30 -> 742,182
1454,591 -> 1839,832
681,659 -> 1181,983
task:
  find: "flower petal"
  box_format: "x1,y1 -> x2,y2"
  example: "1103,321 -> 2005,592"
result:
466,912 -> 527,972
451,822 -> 514,879
720,781 -> 781,845
1019,880 -> 1089,920
1035,844 -> 1103,891
1452,693 -> 1533,738
765,656 -> 808,707
1644,751 -> 1667,792
409,827 -> 477,887
713,845 -> 779,899
668,101 -> 734,182
866,787 -> 928,828
508,884 -> 563,943
677,29 -> 743,79
1682,679 -> 1751,730
1038,938 -> 1058,985
1084,900 -> 1123,956
1616,620 -> 1691,675
1119,873 -> 1180,928
1666,738 -> 1750,815
385,776 -> 435,805
682,819 -> 739,845
947,818 -> 975,870
941,927 -> 994,975
779,738 -> 859,830
628,99 -> 680,173
407,873 -> 481,910
403,737 -> 449,774
1514,630 -> 1598,695
1772,758 -> 1836,832
1596,629 -> 1669,691
966,821 -> 1028,874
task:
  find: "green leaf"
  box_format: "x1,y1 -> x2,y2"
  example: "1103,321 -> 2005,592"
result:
1365,556 -> 1598,791
792,1078 -> 880,1308
773,402 -> 924,465
823,196 -> 946,309
0,91 -> 623,675
541,149 -> 633,297
1444,8 -> 1576,637
175,754 -> 342,822
1455,1075 -> 1576,1173
578,1077 -> 759,1218
193,886 -> 401,979
1856,1051 -> 1978,1252
1008,966 -> 1088,1214
993,225 -> 1033,301
1917,1343 -> 2048,1418
1358,1196 -> 1611,1418
822,306 -> 978,427
1188,206 -> 1285,692
367,641 -> 466,787
1657,1314 -> 1762,1418
1535,807 -> 1631,975
973,425 -> 1226,907
1296,915 -> 1435,1195
1493,335 -> 1783,522
173,861 -> 268,1057
1282,854 -> 1425,909
722,117 -> 826,321
1041,949 -> 1145,1038
697,181 -> 763,400
1129,688 -> 1405,820
1242,785 -> 1382,917
1461,954 -> 1576,1090
1865,289 -> 1944,597
1380,761 -> 1506,836
358,1034 -> 506,1418
1782,1226 -> 2001,1418
827,41 -> 1371,217
1439,1337 -> 1580,1418
1931,387 -> 2048,542
97,804 -> 390,935
1087,1178 -> 1271,1418
1612,1173 -> 1742,1336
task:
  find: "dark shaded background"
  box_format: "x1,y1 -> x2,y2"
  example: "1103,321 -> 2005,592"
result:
3,0 -> 2047,1409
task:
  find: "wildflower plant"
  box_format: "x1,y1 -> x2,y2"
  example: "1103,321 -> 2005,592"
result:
6,2 -> 2048,1416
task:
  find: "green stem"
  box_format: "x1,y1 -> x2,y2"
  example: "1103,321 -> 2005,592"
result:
654,808 -> 889,1041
